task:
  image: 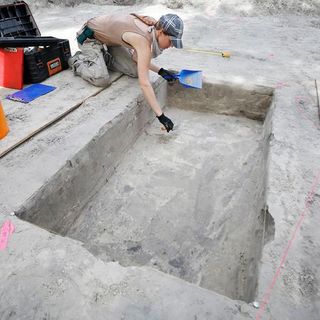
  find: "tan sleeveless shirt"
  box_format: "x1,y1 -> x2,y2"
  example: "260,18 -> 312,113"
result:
87,14 -> 153,48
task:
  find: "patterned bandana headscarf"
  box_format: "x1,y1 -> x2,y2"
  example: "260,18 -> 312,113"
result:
149,26 -> 163,58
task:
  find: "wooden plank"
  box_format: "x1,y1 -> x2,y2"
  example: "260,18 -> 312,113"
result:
315,79 -> 320,122
0,70 -> 122,158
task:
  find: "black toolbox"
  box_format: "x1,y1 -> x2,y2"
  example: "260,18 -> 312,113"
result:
23,39 -> 71,83
0,1 -> 71,83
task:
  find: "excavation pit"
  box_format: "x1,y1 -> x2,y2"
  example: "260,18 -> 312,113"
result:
17,79 -> 275,302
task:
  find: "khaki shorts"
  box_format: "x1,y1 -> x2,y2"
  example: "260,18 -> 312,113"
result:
107,46 -> 138,78
69,36 -> 138,87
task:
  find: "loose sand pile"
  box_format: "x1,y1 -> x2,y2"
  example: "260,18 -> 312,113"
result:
163,0 -> 320,16
0,0 -> 152,10
1,0 -> 319,16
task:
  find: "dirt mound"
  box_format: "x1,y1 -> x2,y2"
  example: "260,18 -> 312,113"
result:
0,0 -> 152,11
163,0 -> 320,16
1,0 -> 319,16
254,0 -> 320,15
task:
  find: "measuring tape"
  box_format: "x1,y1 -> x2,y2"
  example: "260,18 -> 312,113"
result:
184,48 -> 231,58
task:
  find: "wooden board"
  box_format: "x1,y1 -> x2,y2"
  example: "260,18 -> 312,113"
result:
0,70 -> 122,158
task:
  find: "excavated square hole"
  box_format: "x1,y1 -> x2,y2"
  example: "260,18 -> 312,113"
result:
17,80 -> 275,302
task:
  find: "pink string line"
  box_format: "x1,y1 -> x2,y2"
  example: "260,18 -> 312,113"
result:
274,82 -> 288,89
0,220 -> 15,251
256,170 -> 320,320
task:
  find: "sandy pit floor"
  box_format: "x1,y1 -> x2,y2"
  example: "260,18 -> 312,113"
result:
67,108 -> 267,302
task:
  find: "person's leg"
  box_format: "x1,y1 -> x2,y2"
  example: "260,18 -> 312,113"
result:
107,46 -> 138,78
68,39 -> 110,87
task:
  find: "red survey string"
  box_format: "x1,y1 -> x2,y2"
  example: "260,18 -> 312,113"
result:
0,220 -> 15,250
256,170 -> 320,320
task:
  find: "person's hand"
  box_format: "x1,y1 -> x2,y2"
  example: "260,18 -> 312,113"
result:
158,68 -> 177,83
157,113 -> 174,132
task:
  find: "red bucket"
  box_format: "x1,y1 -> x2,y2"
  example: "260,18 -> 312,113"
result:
0,47 -> 24,90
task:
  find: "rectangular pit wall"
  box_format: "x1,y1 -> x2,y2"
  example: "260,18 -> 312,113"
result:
16,79 -> 274,303
16,80 -> 166,236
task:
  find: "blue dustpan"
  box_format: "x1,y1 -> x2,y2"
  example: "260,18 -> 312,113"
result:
173,70 -> 202,89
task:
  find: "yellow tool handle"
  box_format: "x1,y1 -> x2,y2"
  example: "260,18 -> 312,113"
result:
185,48 -> 231,58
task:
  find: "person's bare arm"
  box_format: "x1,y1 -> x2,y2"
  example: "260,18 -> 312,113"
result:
149,62 -> 160,73
123,32 -> 162,116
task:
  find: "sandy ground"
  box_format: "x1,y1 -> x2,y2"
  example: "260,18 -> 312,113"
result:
1,1 -> 320,319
